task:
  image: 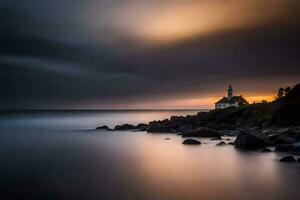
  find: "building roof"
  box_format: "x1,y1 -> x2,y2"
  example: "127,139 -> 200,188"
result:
215,96 -> 249,105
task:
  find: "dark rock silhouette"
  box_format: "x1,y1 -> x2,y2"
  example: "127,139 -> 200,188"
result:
182,139 -> 201,145
136,123 -> 149,131
182,127 -> 221,138
279,156 -> 296,162
147,124 -> 175,133
114,124 -> 136,130
234,131 -> 269,150
96,125 -> 111,130
216,141 -> 226,146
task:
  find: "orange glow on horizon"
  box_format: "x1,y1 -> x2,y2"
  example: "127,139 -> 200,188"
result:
108,94 -> 276,109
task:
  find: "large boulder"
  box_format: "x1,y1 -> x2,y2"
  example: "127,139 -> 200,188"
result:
279,156 -> 296,162
136,123 -> 149,131
114,124 -> 136,130
181,127 -> 221,138
147,124 -> 175,133
273,135 -> 297,145
182,139 -> 201,145
177,124 -> 195,134
216,141 -> 226,146
272,129 -> 300,145
96,125 -> 111,130
234,131 -> 269,150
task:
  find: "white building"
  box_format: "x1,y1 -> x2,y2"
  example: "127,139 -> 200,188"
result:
215,85 -> 248,109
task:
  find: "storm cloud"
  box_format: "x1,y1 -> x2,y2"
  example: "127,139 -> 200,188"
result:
1,0 -> 300,109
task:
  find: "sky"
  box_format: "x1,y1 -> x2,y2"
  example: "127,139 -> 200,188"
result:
1,0 -> 300,109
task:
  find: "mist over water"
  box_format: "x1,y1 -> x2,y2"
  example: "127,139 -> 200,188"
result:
0,110 -> 300,200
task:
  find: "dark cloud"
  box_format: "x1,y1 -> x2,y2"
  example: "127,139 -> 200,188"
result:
1,0 -> 300,109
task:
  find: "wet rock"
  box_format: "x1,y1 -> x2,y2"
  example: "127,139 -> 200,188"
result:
219,130 -> 240,136
273,135 -> 297,145
275,144 -> 295,152
114,124 -> 136,130
262,129 -> 276,135
147,124 -> 175,133
261,148 -> 272,152
234,131 -> 269,150
279,156 -> 296,162
182,127 -> 221,138
216,141 -> 226,146
96,125 -> 110,130
182,139 -> 201,145
178,124 -> 195,134
268,133 -> 281,142
169,116 -> 186,129
228,142 -> 234,145
136,123 -> 149,131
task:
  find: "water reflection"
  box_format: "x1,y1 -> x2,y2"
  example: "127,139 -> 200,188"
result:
0,111 -> 300,199
133,135 -> 299,200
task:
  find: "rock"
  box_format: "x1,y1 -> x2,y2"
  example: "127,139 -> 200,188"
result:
182,127 -> 221,138
216,141 -> 226,146
273,135 -> 297,145
164,138 -> 170,140
279,156 -> 296,162
136,123 -> 149,131
234,131 -> 269,150
182,139 -> 201,145
275,144 -> 295,152
178,124 -> 195,134
147,124 -> 175,133
268,133 -> 281,142
262,129 -> 276,135
298,158 -> 300,162
96,125 -> 110,130
228,142 -> 234,145
169,116 -> 186,129
219,130 -> 240,136
114,124 -> 136,130
261,148 -> 272,152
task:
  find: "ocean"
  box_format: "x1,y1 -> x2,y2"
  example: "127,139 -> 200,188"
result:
0,110 -> 300,200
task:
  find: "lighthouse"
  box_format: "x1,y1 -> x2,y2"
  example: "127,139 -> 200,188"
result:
227,85 -> 233,100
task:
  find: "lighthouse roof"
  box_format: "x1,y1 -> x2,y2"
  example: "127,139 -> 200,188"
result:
215,96 -> 249,105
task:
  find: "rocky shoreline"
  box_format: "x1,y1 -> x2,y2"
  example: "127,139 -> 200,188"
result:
97,83 -> 300,163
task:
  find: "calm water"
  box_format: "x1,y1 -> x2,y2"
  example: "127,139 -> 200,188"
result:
0,110 -> 300,200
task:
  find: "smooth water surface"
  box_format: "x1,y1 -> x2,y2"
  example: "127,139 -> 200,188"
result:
0,110 -> 300,200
